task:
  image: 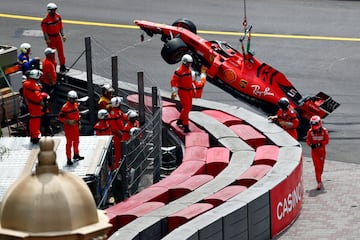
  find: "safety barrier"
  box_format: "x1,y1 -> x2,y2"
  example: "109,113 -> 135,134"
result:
108,95 -> 303,240
205,147 -> 230,177
182,146 -> 208,162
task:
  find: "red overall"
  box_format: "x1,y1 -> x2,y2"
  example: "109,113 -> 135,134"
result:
22,79 -> 44,139
171,64 -> 194,126
41,12 -> 65,66
41,56 -> 57,95
306,127 -> 329,184
94,120 -> 112,136
122,119 -> 140,142
58,101 -> 80,159
276,107 -> 299,140
109,108 -> 126,169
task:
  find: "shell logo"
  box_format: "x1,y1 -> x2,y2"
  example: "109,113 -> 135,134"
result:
239,79 -> 248,88
224,69 -> 236,82
209,54 -> 215,63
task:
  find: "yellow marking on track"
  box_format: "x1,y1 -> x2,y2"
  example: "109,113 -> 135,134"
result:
1,13 -> 360,42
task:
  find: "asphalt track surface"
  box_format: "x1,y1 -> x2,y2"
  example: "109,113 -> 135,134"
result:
1,1 -> 360,238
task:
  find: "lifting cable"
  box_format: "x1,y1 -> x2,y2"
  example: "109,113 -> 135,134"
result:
243,0 -> 248,28
240,0 -> 253,60
67,49 -> 86,72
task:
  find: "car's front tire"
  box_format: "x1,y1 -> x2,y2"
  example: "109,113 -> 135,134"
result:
172,19 -> 197,34
161,38 -> 189,64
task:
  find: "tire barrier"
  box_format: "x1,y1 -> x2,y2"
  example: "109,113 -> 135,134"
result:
107,95 -> 303,240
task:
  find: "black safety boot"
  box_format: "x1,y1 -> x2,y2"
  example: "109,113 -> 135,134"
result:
176,119 -> 183,127
31,138 -> 40,144
183,125 -> 191,133
60,65 -> 68,73
73,154 -> 85,161
67,158 -> 73,166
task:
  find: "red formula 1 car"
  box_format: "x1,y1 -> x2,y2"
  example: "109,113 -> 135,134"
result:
134,19 -> 340,123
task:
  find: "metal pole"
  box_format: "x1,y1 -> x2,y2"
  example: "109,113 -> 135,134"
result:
152,86 -> 161,183
85,37 -> 96,127
111,56 -> 119,96
137,72 -> 145,126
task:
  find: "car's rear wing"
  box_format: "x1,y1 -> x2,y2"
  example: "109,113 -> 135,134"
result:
297,92 -> 340,120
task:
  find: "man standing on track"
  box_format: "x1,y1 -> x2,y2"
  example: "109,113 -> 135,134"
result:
40,48 -> 57,96
306,115 -> 329,190
41,2 -> 67,73
109,97 -> 126,170
170,54 -> 195,133
58,90 -> 84,166
22,69 -> 48,144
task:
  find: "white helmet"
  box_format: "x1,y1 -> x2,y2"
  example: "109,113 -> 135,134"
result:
98,109 -> 109,120
44,47 -> 56,56
310,115 -> 322,130
181,54 -> 193,64
130,127 -> 141,137
67,90 -> 78,99
127,110 -> 138,120
111,96 -> 123,108
28,69 -> 42,80
102,83 -> 114,94
19,43 -> 31,54
47,3 -> 57,11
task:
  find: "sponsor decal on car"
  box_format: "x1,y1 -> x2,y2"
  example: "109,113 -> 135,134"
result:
223,69 -> 236,82
251,84 -> 274,96
209,54 -> 215,63
239,79 -> 248,88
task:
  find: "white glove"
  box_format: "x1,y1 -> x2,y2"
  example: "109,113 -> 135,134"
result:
171,87 -> 177,100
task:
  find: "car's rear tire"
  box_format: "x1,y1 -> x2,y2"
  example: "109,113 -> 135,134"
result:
161,38 -> 189,64
172,19 -> 197,34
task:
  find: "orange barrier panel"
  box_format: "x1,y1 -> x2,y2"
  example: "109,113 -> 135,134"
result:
254,145 -> 280,166
170,121 -> 205,141
182,146 -> 208,162
106,200 -> 143,236
127,186 -> 170,204
205,147 -> 231,176
162,106 -> 180,125
169,174 -> 214,201
167,203 -> 214,232
170,160 -> 206,177
235,164 -> 273,187
203,185 -> 248,207
202,109 -> 244,126
229,124 -> 267,148
184,132 -> 210,148
151,173 -> 190,188
117,202 -> 165,228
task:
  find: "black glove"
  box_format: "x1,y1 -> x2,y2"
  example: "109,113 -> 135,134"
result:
310,143 -> 321,149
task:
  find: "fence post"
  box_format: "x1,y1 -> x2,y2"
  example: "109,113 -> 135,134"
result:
137,72 -> 145,126
111,56 -> 119,96
152,86 -> 161,183
85,36 -> 96,128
